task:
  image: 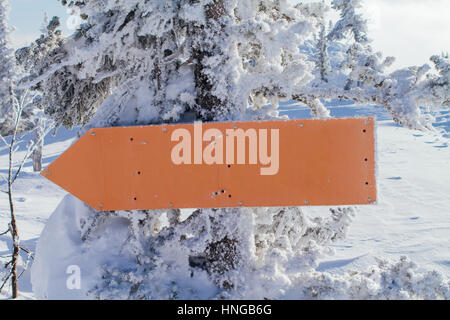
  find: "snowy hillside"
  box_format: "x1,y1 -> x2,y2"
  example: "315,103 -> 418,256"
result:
1,102 -> 448,299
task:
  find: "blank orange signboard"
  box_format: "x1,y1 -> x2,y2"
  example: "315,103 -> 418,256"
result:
42,118 -> 376,211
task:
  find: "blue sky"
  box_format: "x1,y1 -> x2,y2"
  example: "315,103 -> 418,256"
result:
9,0 -> 70,48
7,0 -> 450,70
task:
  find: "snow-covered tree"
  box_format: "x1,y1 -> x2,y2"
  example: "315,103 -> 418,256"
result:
327,0 -> 368,44
26,0 -> 449,299
20,0 -> 316,130
0,1 -> 49,175
291,0 -> 448,130
0,0 -> 17,136
428,53 -> 450,108
316,24 -> 331,83
301,2 -> 331,84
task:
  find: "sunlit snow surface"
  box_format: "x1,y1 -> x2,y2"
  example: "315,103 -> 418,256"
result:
0,102 -> 449,299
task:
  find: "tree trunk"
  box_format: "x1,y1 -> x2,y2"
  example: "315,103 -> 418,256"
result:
32,121 -> 44,172
8,190 -> 19,299
8,131 -> 19,299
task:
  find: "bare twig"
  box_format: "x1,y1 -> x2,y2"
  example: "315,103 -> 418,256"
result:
18,247 -> 33,281
4,260 -> 12,269
19,246 -> 33,258
1,246 -> 34,293
0,272 -> 12,293
17,269 -> 26,281
0,229 -> 9,236
5,88 -> 28,299
0,174 -> 8,184
0,133 -> 9,147
17,125 -> 38,142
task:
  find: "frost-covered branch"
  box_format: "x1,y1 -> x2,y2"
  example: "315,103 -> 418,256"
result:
0,271 -> 12,293
0,133 -> 8,147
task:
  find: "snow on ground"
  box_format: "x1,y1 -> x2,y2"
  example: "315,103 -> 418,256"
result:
0,128 -> 77,299
0,102 -> 449,299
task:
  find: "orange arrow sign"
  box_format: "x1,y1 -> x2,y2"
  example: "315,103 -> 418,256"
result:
42,118 -> 376,211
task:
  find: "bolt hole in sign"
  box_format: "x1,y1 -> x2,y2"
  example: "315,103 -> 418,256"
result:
42,118 -> 376,211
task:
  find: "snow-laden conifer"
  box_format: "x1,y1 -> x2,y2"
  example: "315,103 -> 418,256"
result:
0,0 -> 17,136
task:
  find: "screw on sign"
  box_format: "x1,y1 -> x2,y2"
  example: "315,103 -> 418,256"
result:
41,118 -> 376,211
